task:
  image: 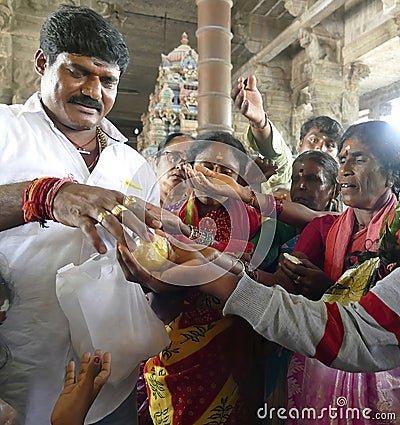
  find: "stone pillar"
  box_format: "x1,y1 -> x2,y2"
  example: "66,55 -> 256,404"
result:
0,0 -> 13,103
196,0 -> 232,134
342,61 -> 370,127
255,61 -> 292,145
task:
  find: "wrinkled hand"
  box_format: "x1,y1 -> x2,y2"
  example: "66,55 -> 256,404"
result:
245,157 -> 278,185
144,201 -> 190,237
231,75 -> 265,123
51,351 -> 111,425
186,164 -> 242,200
117,239 -> 239,292
53,183 -> 162,254
279,253 -> 334,300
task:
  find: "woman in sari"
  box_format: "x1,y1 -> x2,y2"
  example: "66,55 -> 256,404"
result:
143,132 -> 263,425
279,120 -> 400,424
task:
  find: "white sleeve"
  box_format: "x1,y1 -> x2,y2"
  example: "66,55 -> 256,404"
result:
223,269 -> 400,372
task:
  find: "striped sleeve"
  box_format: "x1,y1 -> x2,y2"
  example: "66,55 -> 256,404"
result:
223,269 -> 400,372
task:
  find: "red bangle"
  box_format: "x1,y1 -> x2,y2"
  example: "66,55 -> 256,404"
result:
249,112 -> 268,130
22,176 -> 77,226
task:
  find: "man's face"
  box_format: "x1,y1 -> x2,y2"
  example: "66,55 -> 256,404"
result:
36,51 -> 120,131
297,127 -> 338,157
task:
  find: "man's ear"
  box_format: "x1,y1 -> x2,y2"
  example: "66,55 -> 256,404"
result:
296,140 -> 303,154
34,49 -> 47,76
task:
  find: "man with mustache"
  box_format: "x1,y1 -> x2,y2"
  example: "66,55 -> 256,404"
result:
0,5 -> 161,425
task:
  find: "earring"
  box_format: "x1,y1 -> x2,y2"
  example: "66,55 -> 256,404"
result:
328,182 -> 340,212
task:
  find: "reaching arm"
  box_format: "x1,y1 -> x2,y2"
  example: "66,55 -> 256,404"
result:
231,75 -> 293,190
0,179 -> 162,254
51,351 -> 111,425
0,182 -> 27,230
201,270 -> 400,373
186,165 -> 332,228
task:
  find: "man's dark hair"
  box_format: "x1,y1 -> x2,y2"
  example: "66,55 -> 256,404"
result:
300,116 -> 343,143
40,5 -> 129,74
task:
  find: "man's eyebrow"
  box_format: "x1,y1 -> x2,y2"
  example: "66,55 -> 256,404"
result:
101,75 -> 119,83
339,150 -> 366,158
68,63 -> 90,74
69,63 -> 119,82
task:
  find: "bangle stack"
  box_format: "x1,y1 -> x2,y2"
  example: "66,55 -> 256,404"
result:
22,176 -> 77,226
235,258 -> 258,281
248,188 -> 258,209
249,112 -> 268,130
188,225 -> 215,245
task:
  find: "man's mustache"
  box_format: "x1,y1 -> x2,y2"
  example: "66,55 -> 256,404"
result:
68,95 -> 102,112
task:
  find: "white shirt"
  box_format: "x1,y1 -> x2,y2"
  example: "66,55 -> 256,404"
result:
0,93 -> 159,424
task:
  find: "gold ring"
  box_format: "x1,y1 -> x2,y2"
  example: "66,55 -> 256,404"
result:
111,204 -> 127,218
97,211 -> 111,224
123,195 -> 137,207
294,275 -> 302,284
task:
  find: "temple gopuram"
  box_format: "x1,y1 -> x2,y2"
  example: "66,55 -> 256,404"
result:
138,33 -> 198,159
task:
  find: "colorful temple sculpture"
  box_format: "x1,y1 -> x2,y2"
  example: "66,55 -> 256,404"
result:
138,33 -> 198,158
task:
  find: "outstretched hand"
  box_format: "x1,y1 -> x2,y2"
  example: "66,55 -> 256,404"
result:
231,75 -> 265,124
279,253 -> 335,300
53,183 -> 162,254
117,237 -> 243,292
51,351 -> 111,425
185,164 -> 243,199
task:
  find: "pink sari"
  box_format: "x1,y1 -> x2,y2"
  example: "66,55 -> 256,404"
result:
287,194 -> 400,424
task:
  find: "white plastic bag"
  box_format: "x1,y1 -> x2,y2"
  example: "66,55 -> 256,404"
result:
56,249 -> 170,423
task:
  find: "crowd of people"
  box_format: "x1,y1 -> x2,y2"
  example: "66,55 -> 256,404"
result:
1,4 -> 400,425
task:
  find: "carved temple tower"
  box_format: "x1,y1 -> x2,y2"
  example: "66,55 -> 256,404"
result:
137,33 -> 199,156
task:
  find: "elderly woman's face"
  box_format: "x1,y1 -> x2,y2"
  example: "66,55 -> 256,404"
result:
194,144 -> 241,206
338,138 -> 390,209
290,159 -> 335,211
155,137 -> 193,205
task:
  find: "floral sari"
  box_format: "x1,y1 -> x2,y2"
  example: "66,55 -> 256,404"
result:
144,195 -> 263,424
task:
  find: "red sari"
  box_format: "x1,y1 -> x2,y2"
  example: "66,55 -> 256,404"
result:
144,195 -> 263,425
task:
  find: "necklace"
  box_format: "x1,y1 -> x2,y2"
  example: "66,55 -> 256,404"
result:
66,126 -> 107,155
96,125 -> 107,151
67,134 -> 96,155
87,127 -> 107,171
